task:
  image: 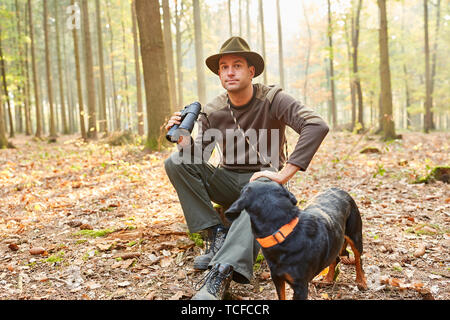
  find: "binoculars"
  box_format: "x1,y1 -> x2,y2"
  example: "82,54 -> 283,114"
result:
166,102 -> 202,143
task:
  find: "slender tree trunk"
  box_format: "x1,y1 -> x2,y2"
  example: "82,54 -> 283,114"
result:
24,2 -> 32,136
301,0 -> 311,105
106,1 -> 119,131
228,0 -> 233,37
423,0 -> 432,133
162,0 -> 177,110
353,0 -> 364,130
81,0 -> 98,139
401,0 -> 412,129
121,19 -> 131,130
344,17 -> 356,129
258,0 -> 267,84
0,85 -> 8,148
28,0 -> 43,139
276,0 -> 285,89
43,0 -> 57,141
193,0 -> 206,104
0,28 -> 14,138
430,0 -> 441,130
55,0 -> 68,135
175,0 -> 184,107
95,0 -> 108,134
377,0 -> 396,139
135,0 -> 172,150
327,0 -> 337,129
131,0 -> 144,136
70,0 -> 87,140
246,0 -> 251,44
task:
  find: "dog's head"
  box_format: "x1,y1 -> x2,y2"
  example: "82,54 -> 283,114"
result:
225,179 -> 298,224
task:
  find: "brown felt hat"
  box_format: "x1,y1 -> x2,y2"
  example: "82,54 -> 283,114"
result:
205,37 -> 265,77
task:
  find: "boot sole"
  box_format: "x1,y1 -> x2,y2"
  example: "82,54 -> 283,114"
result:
193,261 -> 210,270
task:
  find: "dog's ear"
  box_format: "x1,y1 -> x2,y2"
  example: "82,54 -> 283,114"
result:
284,188 -> 298,206
224,193 -> 248,223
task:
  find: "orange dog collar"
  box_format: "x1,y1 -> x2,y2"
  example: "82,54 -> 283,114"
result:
256,216 -> 299,248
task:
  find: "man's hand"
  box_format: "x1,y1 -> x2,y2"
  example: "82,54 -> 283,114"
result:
165,111 -> 182,132
250,163 -> 300,185
165,111 -> 190,145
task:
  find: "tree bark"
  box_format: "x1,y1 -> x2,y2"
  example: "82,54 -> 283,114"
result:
162,0 -> 177,110
193,0 -> 206,104
81,0 -> 98,139
95,0 -> 108,134
327,0 -> 337,129
0,27 -> 14,138
377,0 -> 396,139
301,0 -> 311,105
70,0 -> 87,140
43,0 -> 57,141
423,0 -> 432,133
28,0 -> 43,139
131,0 -> 144,136
276,0 -> 285,89
55,0 -> 69,135
135,0 -> 172,150
0,83 -> 8,148
258,0 -> 267,84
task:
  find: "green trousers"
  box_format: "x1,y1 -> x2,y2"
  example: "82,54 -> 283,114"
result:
164,151 -> 268,283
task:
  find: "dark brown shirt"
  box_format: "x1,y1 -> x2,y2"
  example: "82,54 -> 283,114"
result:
190,83 -> 329,172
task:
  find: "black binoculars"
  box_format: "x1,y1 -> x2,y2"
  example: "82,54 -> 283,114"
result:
166,102 -> 202,143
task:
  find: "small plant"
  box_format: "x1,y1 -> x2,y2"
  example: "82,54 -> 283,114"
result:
73,228 -> 115,238
45,250 -> 65,264
188,232 -> 204,247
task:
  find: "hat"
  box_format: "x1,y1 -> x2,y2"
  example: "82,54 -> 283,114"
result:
205,37 -> 265,77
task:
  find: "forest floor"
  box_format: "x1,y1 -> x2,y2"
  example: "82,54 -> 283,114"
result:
0,131 -> 448,300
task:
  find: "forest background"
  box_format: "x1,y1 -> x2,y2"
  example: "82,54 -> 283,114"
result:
0,0 -> 448,301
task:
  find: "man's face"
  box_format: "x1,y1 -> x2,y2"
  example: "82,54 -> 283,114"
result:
218,54 -> 255,93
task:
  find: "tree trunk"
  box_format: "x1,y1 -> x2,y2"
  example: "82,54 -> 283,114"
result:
301,0 -> 311,105
430,0 -> 441,130
135,0 -> 172,150
162,0 -> 177,110
70,0 -> 87,140
28,0 -> 43,139
401,0 -> 412,129
175,0 -> 184,107
0,85 -> 8,148
0,27 -> 14,138
95,0 -> 108,134
23,1 -> 32,136
353,0 -> 364,131
276,0 -> 285,89
193,0 -> 206,104
43,0 -> 57,141
327,0 -> 337,129
258,0 -> 267,84
106,1 -> 119,131
131,0 -> 144,136
377,0 -> 396,139
81,0 -> 98,139
423,0 -> 432,133
55,0 -> 69,135
344,16 -> 356,129
228,0 -> 233,37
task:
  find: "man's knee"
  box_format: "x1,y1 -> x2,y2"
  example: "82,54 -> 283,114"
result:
164,152 -> 181,174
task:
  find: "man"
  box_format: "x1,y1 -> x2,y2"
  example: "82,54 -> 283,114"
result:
164,37 -> 329,300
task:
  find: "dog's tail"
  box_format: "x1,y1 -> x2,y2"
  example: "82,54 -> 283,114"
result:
345,197 -> 363,254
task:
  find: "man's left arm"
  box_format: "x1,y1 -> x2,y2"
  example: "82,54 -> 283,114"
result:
251,92 -> 329,184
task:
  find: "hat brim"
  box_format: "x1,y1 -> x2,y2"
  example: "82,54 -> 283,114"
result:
205,51 -> 265,78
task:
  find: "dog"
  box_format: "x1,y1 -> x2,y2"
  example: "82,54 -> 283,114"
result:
225,179 -> 367,300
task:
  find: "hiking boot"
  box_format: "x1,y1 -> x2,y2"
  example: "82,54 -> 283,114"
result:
193,224 -> 228,270
192,263 -> 233,300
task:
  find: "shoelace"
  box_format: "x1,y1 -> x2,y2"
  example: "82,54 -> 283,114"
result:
193,266 -> 230,294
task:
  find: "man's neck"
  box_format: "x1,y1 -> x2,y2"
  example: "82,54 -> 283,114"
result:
227,84 -> 254,107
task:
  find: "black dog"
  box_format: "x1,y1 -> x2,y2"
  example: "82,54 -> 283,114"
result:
225,180 -> 367,300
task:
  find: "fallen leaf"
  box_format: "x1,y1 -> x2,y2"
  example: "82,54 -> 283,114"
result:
413,244 -> 426,258
29,247 -> 46,255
